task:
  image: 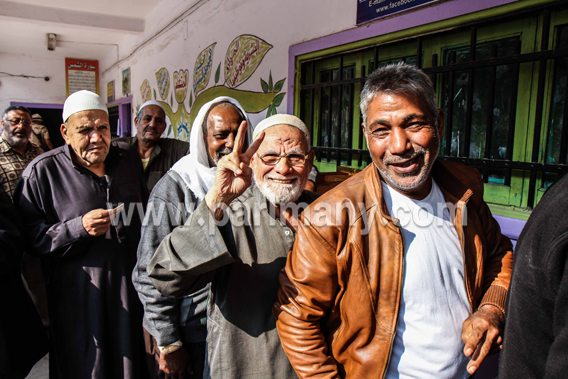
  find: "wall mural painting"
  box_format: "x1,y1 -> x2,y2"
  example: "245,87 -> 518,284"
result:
138,34 -> 286,141
140,79 -> 152,103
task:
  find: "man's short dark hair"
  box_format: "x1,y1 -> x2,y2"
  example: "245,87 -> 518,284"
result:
2,105 -> 32,120
360,62 -> 439,127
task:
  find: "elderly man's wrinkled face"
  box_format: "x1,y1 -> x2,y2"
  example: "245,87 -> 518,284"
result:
1,110 -> 32,149
363,92 -> 444,200
206,105 -> 243,165
135,105 -> 166,145
251,125 -> 313,205
61,110 -> 111,168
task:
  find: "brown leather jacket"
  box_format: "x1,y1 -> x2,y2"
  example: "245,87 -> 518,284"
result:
274,160 -> 513,378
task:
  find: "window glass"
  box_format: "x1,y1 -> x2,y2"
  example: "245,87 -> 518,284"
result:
544,24 -> 568,187
318,66 -> 355,164
441,37 -> 519,184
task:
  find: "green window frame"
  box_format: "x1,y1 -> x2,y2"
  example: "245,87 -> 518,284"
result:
296,1 -> 568,219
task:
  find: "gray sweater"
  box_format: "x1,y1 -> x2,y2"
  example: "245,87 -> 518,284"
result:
132,170 -> 208,346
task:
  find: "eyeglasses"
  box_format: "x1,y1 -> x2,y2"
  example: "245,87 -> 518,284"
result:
256,153 -> 309,166
5,118 -> 32,127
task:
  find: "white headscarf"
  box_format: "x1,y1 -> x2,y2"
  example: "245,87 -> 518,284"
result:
170,97 -> 251,201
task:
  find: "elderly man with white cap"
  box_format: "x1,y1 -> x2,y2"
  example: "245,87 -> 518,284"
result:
133,97 -> 250,379
147,114 -> 317,379
116,100 -> 188,193
14,90 -> 148,379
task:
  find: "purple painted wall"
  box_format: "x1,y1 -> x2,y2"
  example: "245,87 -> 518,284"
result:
10,102 -> 63,110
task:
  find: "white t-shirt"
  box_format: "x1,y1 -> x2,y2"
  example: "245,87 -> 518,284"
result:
382,179 -> 471,379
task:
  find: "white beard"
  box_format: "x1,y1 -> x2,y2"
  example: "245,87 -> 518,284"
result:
255,174 -> 306,205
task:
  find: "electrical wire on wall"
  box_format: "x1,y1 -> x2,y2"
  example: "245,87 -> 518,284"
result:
0,72 -> 50,81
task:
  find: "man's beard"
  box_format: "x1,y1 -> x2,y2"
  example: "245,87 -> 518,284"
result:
254,171 -> 307,205
213,147 -> 233,165
378,143 -> 438,193
5,131 -> 28,148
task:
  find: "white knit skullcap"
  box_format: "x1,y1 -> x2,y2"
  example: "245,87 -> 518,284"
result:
138,100 -> 166,116
63,90 -> 108,122
252,114 -> 310,145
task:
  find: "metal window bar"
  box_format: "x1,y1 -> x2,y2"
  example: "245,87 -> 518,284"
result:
310,62 -> 315,146
561,69 -> 568,165
482,44 -> 498,183
326,73 -> 333,162
358,65 -> 367,167
337,56 -> 344,163
316,85 -> 323,162
444,51 -> 456,157
463,27 -> 477,160
527,9 -> 551,209
505,40 -> 521,187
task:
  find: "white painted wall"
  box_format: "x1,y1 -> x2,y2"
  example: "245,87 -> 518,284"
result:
0,52 -> 66,111
100,0 -> 357,138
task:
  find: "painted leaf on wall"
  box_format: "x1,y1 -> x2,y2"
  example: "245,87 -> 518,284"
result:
155,67 -> 170,100
153,89 -> 157,100
193,43 -> 216,96
274,78 -> 285,93
273,93 -> 285,107
140,79 -> 152,102
190,92 -> 193,108
224,35 -> 273,88
268,72 -> 273,92
261,78 -> 269,93
173,69 -> 189,104
215,62 -> 221,85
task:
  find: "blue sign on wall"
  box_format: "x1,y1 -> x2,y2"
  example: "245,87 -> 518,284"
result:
357,0 -> 439,24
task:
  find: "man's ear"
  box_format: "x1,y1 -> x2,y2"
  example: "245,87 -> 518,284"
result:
60,123 -> 71,145
308,150 -> 315,163
436,109 -> 445,140
362,123 -> 368,137
134,117 -> 139,129
306,150 -> 315,172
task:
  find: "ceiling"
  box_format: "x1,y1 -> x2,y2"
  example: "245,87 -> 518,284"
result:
0,0 -> 162,61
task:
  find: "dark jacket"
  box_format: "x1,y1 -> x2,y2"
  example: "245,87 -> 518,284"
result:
499,173 -> 568,378
274,160 -> 513,378
0,188 -> 49,378
14,142 -> 149,379
115,136 -> 189,193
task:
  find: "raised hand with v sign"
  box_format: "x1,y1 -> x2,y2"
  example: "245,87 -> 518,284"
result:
204,120 -> 264,220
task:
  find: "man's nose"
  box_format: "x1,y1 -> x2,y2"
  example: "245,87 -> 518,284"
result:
274,156 -> 292,174
389,127 -> 411,155
148,117 -> 159,127
90,130 -> 104,142
225,133 -> 235,148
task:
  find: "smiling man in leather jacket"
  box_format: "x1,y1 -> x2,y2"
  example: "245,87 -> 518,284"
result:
274,62 -> 513,379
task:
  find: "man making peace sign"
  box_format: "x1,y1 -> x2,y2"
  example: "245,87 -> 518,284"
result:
148,114 -> 318,379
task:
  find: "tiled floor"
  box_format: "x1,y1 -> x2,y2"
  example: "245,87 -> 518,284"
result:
26,353 -> 49,379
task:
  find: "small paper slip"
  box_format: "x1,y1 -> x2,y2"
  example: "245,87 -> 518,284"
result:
113,203 -> 125,215
109,203 -> 124,220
